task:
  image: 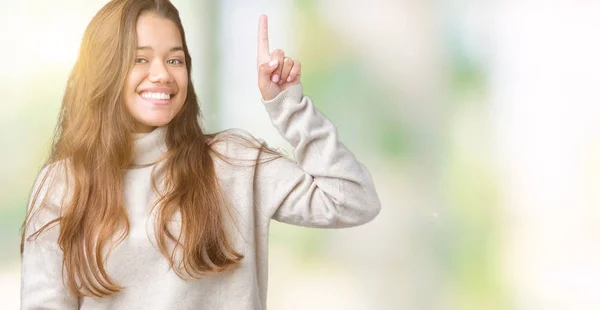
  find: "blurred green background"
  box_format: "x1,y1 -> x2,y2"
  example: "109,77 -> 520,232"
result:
2,1 -> 600,309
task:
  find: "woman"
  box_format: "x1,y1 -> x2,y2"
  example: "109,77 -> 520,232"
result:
20,0 -> 381,309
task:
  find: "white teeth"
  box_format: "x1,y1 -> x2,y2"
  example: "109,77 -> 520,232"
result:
141,92 -> 171,100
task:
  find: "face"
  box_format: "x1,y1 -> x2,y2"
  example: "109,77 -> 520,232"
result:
124,11 -> 188,133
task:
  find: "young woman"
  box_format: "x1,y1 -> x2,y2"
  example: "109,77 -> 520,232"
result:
20,0 -> 381,309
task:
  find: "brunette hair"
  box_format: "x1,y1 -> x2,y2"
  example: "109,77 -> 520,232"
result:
21,0 -> 280,297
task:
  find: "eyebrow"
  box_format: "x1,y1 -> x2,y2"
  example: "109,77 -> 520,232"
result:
137,46 -> 184,52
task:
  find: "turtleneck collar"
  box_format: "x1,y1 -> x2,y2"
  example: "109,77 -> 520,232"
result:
131,126 -> 168,167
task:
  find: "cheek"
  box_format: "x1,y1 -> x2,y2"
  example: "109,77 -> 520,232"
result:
129,70 -> 145,88
125,71 -> 145,102
175,73 -> 188,104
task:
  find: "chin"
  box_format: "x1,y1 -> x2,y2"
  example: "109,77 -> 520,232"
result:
137,116 -> 174,129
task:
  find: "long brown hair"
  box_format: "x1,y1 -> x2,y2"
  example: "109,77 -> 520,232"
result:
21,0 -> 280,297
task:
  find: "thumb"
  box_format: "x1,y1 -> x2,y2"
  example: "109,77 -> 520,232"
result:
258,59 -> 279,84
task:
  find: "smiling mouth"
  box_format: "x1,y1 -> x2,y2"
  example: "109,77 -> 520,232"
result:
139,92 -> 173,100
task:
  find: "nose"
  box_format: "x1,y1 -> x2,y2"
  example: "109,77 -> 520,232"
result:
148,60 -> 172,84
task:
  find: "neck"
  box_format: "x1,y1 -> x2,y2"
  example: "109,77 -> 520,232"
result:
133,123 -> 158,134
131,126 -> 168,167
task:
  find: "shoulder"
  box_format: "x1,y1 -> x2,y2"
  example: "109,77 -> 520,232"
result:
25,159 -> 73,233
29,159 -> 73,211
207,128 -> 282,158
205,128 -> 287,170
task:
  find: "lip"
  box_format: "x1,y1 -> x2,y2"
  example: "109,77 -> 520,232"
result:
138,93 -> 172,105
137,87 -> 176,105
138,87 -> 175,95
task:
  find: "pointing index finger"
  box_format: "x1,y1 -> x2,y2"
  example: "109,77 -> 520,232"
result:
258,14 -> 270,62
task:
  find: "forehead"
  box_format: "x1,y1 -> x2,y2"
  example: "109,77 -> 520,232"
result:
136,12 -> 182,49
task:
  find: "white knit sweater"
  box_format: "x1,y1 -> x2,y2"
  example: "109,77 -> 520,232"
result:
20,84 -> 381,310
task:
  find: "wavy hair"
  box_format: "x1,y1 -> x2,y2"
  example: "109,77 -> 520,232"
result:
21,0 -> 280,297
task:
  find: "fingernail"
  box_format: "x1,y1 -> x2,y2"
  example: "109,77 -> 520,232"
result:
269,60 -> 278,67
286,76 -> 292,82
272,75 -> 279,83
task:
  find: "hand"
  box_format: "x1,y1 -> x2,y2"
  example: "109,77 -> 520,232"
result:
257,14 -> 302,101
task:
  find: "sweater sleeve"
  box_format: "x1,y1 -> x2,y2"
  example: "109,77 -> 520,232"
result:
257,84 -> 381,228
21,166 -> 79,310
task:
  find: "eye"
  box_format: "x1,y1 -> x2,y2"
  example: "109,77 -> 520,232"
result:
167,59 -> 183,65
135,57 -> 148,64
